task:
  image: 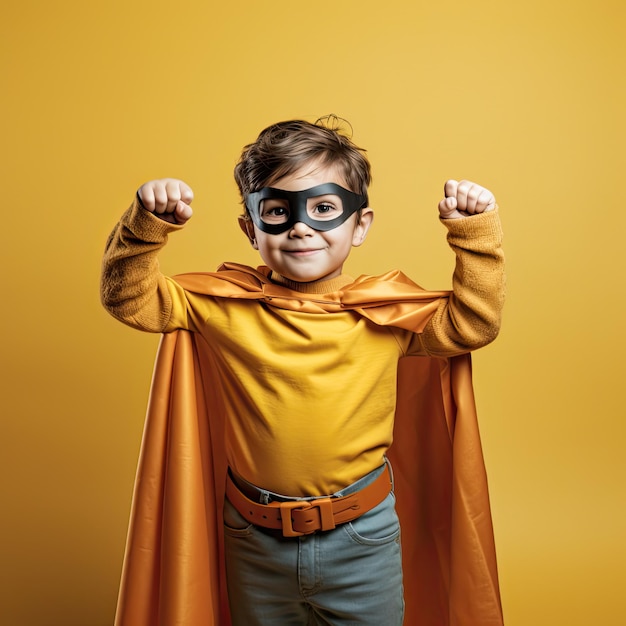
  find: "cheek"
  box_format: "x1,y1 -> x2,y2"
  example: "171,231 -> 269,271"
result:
254,235 -> 280,256
326,225 -> 358,250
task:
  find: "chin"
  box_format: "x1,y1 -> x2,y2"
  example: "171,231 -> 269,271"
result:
283,269 -> 327,283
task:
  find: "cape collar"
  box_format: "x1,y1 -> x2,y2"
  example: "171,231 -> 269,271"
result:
173,262 -> 450,334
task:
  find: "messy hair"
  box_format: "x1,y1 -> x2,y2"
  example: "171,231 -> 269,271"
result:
234,115 -> 372,211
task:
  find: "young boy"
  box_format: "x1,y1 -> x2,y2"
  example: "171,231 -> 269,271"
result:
102,117 -> 505,626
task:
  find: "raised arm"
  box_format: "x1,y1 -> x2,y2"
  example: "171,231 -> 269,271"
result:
100,179 -> 193,332
417,180 -> 505,356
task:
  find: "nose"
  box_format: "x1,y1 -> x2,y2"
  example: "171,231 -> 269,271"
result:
288,221 -> 314,237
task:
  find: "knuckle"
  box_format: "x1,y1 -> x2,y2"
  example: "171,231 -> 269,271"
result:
165,183 -> 181,201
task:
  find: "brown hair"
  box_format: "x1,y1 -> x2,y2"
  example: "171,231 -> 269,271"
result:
234,115 -> 372,211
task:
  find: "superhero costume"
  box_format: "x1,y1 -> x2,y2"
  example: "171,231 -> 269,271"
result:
112,264 -> 504,626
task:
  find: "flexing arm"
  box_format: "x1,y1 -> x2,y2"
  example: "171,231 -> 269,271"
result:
416,180 -> 505,356
100,179 -> 193,332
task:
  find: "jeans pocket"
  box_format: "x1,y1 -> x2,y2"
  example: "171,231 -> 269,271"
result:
343,492 -> 401,546
223,497 -> 254,536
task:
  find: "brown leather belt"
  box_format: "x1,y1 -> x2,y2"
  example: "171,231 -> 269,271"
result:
225,464 -> 393,537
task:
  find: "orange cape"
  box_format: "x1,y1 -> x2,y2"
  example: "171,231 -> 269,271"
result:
114,264 -> 503,626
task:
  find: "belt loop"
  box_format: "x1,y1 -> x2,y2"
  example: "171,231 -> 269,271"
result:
384,456 -> 395,491
315,497 -> 336,532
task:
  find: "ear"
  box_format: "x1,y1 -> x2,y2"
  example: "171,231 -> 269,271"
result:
238,216 -> 258,249
352,208 -> 374,247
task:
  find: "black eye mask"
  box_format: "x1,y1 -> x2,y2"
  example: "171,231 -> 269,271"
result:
245,183 -> 368,234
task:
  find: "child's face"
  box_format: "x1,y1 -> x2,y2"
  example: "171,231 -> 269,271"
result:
240,160 -> 373,283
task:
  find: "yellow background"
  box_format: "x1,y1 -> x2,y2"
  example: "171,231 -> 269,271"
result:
1,1 -> 624,624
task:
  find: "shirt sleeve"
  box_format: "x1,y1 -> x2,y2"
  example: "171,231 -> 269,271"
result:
407,209 -> 506,357
100,196 -> 194,332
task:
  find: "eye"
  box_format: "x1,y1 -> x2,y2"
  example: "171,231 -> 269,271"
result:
310,202 -> 341,220
315,203 -> 334,214
260,200 -> 290,223
265,206 -> 287,216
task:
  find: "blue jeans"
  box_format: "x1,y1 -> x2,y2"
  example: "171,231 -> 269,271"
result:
223,465 -> 405,625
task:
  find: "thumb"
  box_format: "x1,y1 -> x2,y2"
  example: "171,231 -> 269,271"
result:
439,196 -> 462,219
174,200 -> 193,225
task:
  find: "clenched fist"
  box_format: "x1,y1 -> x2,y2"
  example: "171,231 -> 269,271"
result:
138,178 -> 194,225
438,180 -> 496,219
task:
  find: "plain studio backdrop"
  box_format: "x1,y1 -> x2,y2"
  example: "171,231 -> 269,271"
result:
1,1 -> 624,624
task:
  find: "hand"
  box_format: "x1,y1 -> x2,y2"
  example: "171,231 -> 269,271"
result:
438,179 -> 495,219
138,178 -> 194,225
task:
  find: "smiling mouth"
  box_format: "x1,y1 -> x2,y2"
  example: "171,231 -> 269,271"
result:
283,248 -> 321,255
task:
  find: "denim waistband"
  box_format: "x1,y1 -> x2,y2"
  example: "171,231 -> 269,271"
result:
229,459 -> 392,505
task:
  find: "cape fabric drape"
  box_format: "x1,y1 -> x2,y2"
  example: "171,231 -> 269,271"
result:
114,265 -> 503,626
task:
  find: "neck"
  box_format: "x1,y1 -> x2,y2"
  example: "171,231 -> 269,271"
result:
269,272 -> 353,294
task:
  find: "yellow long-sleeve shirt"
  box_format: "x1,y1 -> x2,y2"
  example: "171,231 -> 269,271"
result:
101,198 -> 505,495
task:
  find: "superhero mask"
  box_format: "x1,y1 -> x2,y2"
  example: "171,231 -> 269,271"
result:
245,183 -> 368,234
